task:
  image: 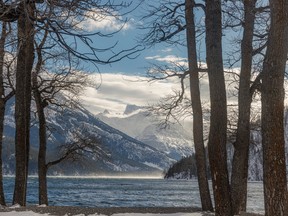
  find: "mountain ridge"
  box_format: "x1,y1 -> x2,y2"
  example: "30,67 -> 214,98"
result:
96,105 -> 194,161
2,98 -> 177,176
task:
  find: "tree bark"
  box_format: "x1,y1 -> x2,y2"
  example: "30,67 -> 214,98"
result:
185,0 -> 213,212
13,2 -> 35,206
205,1 -> 232,215
231,1 -> 256,214
261,0 -> 288,215
32,25 -> 50,205
32,39 -> 49,204
0,22 -> 6,206
33,71 -> 49,205
36,104 -> 48,205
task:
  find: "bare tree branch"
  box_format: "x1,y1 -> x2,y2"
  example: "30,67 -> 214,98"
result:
46,128 -> 105,169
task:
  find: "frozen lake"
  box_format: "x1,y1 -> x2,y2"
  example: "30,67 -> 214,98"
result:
3,176 -> 264,213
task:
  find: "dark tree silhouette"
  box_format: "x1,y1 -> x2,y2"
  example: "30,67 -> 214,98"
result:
0,21 -> 15,206
185,0 -> 213,211
230,1 -> 257,214
261,0 -> 288,214
32,29 -> 92,205
13,1 -> 35,206
205,1 -> 232,215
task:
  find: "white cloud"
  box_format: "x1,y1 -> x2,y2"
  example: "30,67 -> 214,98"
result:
79,71 -> 242,120
78,10 -> 132,32
145,55 -> 161,60
80,73 -> 183,115
145,55 -> 188,67
159,48 -> 173,53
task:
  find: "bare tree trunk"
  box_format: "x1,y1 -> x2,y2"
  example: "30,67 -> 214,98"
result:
261,0 -> 288,215
32,71 -> 48,205
36,104 -> 48,206
185,0 -> 213,211
33,26 -> 49,205
13,2 -> 35,206
231,0 -> 256,214
205,1 -> 232,215
0,101 -> 5,206
0,22 -> 6,206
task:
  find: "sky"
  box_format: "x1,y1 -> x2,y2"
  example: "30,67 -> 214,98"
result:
75,1 -> 189,76
76,1 -> 201,116
77,1 -> 236,76
73,1 -> 246,117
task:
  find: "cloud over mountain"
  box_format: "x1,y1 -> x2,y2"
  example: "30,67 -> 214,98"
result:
80,73 -> 183,115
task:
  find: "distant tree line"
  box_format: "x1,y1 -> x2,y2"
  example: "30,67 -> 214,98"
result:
164,154 -> 200,179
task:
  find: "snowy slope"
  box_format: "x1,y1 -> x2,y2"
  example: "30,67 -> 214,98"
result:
97,104 -> 194,160
2,98 -> 175,176
165,113 -> 288,181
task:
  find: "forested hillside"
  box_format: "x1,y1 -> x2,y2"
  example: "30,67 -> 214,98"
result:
164,155 -> 198,179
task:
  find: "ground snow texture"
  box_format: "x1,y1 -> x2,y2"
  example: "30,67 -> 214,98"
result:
0,211 -> 207,216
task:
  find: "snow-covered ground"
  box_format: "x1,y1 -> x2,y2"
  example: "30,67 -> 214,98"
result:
0,212 -> 208,216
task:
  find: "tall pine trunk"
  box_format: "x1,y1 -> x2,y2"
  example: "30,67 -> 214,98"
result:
13,2 -> 35,206
205,1 -> 232,215
185,0 -> 213,211
261,0 -> 288,215
231,0 -> 256,214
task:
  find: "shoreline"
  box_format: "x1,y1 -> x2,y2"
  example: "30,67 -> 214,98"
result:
0,206 -> 264,216
0,206 -> 201,215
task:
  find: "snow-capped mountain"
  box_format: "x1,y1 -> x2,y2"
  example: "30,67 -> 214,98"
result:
2,98 -> 176,176
97,104 -> 194,160
164,112 -> 288,181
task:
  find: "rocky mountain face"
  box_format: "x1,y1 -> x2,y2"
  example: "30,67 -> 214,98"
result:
6,97 -> 276,181
2,99 -> 177,176
97,104 -> 194,161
